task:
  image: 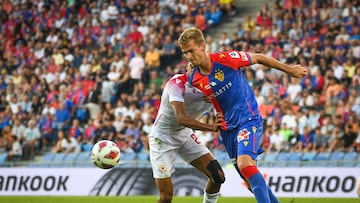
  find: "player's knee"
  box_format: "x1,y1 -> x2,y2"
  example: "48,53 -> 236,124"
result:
237,155 -> 255,170
207,160 -> 225,184
237,162 -> 251,170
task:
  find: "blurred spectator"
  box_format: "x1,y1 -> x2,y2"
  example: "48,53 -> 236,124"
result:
312,127 -> 328,153
269,126 -> 285,153
262,127 -> 272,154
55,101 -> 71,131
145,44 -> 161,70
299,126 -> 315,152
11,116 -> 25,140
61,134 -> 81,154
129,50 -> 145,86
51,130 -> 65,153
23,120 -> 41,160
7,135 -> 22,161
288,126 -> 302,152
69,119 -> 83,142
281,108 -> 297,130
40,112 -> 56,149
341,124 -> 357,152
160,36 -> 178,68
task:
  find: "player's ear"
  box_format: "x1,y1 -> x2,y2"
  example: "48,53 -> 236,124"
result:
199,43 -> 206,51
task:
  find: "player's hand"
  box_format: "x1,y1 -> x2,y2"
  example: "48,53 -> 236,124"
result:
290,65 -> 308,78
213,113 -> 225,131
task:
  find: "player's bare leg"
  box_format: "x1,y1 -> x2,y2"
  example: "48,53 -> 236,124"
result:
237,155 -> 279,203
155,177 -> 173,203
191,153 -> 225,203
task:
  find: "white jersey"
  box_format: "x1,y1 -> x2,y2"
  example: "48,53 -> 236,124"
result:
152,74 -> 212,133
149,73 -> 212,178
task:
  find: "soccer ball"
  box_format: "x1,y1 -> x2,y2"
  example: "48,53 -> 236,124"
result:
91,140 -> 121,169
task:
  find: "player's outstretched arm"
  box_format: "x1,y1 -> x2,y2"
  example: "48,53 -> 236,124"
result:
249,53 -> 308,78
171,101 -> 224,132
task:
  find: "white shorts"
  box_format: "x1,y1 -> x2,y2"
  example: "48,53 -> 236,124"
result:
149,127 -> 211,179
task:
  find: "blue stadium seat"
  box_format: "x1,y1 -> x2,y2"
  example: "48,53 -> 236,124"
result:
117,152 -> 137,168
136,152 -> 150,168
62,153 -> 79,167
314,152 -> 331,167
263,153 -> 279,167
327,151 -> 345,167
38,153 -> 56,167
301,152 -> 317,167
27,163 -> 43,168
287,152 -> 303,167
257,154 -> 266,167
276,152 -> 292,167
341,152 -> 357,167
75,152 -> 93,167
47,153 -> 66,167
0,152 -> 8,166
42,153 -> 55,162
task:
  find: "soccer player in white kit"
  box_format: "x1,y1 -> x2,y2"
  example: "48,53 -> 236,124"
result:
149,67 -> 225,203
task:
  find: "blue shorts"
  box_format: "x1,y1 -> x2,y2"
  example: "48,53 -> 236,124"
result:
220,118 -> 264,161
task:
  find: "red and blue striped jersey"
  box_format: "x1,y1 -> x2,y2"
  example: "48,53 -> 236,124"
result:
188,51 -> 261,130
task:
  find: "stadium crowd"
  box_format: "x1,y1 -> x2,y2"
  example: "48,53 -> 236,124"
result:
0,0 -> 359,163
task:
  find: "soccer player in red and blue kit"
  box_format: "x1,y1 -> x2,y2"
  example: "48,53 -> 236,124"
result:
178,27 -> 308,203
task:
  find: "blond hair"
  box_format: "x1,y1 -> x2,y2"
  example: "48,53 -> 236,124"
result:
178,27 -> 206,46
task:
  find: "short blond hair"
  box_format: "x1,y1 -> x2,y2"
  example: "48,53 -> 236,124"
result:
178,27 -> 206,46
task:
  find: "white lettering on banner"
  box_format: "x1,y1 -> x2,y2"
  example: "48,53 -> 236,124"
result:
220,167 -> 360,198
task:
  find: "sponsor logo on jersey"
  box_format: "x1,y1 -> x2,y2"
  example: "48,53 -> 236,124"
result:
204,81 -> 217,90
239,51 -> 249,61
229,51 -> 240,58
207,81 -> 232,99
237,129 -> 250,143
215,69 -> 224,82
219,53 -> 226,58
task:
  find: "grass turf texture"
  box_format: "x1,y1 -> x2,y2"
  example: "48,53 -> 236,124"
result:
0,196 -> 359,203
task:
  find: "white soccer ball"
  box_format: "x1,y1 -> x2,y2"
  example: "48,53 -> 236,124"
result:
91,140 -> 121,169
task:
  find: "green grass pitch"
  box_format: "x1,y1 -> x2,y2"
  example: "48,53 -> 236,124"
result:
0,196 -> 359,203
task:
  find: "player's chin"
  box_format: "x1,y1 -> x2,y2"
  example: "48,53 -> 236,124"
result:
189,61 -> 198,67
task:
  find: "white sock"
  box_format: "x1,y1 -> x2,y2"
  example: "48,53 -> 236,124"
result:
202,191 -> 219,203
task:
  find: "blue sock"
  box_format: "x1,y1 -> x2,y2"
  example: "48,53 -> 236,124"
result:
241,166 -> 270,203
267,186 -> 280,203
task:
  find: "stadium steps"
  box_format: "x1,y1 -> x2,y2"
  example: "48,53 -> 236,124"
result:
208,0 -> 275,40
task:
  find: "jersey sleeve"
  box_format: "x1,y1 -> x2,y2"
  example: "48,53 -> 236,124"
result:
167,76 -> 186,103
213,51 -> 252,69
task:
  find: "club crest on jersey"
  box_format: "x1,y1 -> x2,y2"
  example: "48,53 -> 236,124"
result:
159,163 -> 167,173
214,69 -> 224,82
219,53 -> 226,58
237,129 -> 250,143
